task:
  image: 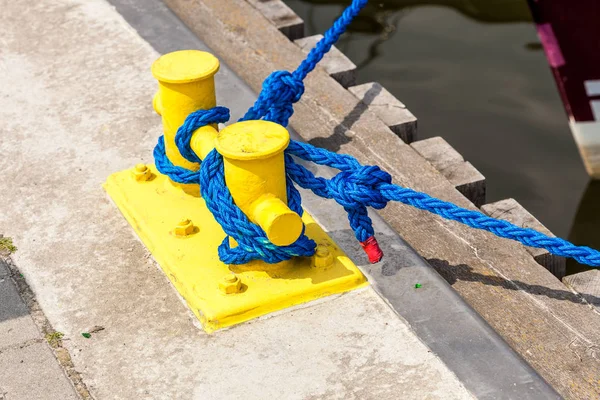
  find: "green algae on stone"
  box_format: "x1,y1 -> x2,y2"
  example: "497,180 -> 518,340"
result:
0,236 -> 17,255
46,331 -> 65,347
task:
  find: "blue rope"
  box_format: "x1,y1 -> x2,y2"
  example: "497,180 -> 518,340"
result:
199,150 -> 315,264
154,107 -> 230,184
284,141 -> 600,266
154,107 -> 317,263
152,0 -> 600,268
240,0 -> 368,126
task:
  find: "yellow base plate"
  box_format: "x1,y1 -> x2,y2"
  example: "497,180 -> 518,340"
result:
104,165 -> 367,332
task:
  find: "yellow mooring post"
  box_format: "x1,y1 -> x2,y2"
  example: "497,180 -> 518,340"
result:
152,50 -> 219,196
213,120 -> 304,247
104,50 -> 367,332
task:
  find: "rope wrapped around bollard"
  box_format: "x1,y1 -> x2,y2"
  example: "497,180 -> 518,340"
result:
153,0 -> 600,267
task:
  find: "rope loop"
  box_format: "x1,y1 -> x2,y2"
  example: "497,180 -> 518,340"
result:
200,149 -> 316,264
154,107 -> 230,185
153,137 -> 199,184
175,106 -> 230,164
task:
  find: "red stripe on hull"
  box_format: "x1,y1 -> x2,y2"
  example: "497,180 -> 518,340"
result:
527,0 -> 600,123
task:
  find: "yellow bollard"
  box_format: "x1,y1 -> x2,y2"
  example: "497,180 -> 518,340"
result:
151,50 -> 220,194
104,50 -> 367,333
153,51 -> 301,245
213,121 -> 303,246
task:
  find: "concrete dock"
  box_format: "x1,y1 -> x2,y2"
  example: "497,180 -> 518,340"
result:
0,0 -> 597,398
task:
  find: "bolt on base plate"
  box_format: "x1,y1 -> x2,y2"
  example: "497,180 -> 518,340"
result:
104,164 -> 368,333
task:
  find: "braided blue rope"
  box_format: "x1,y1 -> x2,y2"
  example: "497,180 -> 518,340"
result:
153,106 -> 316,263
154,107 -> 230,184
240,0 -> 368,126
200,150 -> 315,264
156,111 -> 600,266
284,141 -> 600,266
153,0 -> 600,267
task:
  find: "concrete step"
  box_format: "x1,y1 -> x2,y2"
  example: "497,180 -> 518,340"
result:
247,0 -> 304,40
563,270 -> 600,311
481,198 -> 566,279
348,82 -> 418,144
295,34 -> 357,88
411,137 -> 486,207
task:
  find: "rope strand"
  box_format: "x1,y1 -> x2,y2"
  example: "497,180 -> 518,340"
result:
240,0 -> 368,126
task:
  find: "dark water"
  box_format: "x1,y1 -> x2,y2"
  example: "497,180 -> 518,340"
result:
285,0 -> 600,275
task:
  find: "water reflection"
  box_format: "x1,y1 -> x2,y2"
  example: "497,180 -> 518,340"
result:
568,181 -> 600,275
302,0 -> 531,25
301,0 -> 535,70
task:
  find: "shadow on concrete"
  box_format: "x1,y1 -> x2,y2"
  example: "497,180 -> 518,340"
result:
428,258 -> 599,305
325,227 -> 559,399
0,259 -> 30,323
308,82 -> 382,152
230,222 -> 356,284
326,224 -> 426,275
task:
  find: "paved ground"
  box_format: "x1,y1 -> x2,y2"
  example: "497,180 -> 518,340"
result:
0,0 -> 478,398
0,258 -> 79,399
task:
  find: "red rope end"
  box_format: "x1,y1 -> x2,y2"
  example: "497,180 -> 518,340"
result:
360,236 -> 383,264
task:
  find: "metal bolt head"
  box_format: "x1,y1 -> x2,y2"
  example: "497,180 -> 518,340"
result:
316,245 -> 330,257
132,163 -> 151,182
314,244 -> 334,268
174,218 -> 195,236
219,274 -> 242,294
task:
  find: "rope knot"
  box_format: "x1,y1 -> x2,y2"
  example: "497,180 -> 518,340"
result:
241,70 -> 305,126
329,165 -> 392,210
262,70 -> 305,104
